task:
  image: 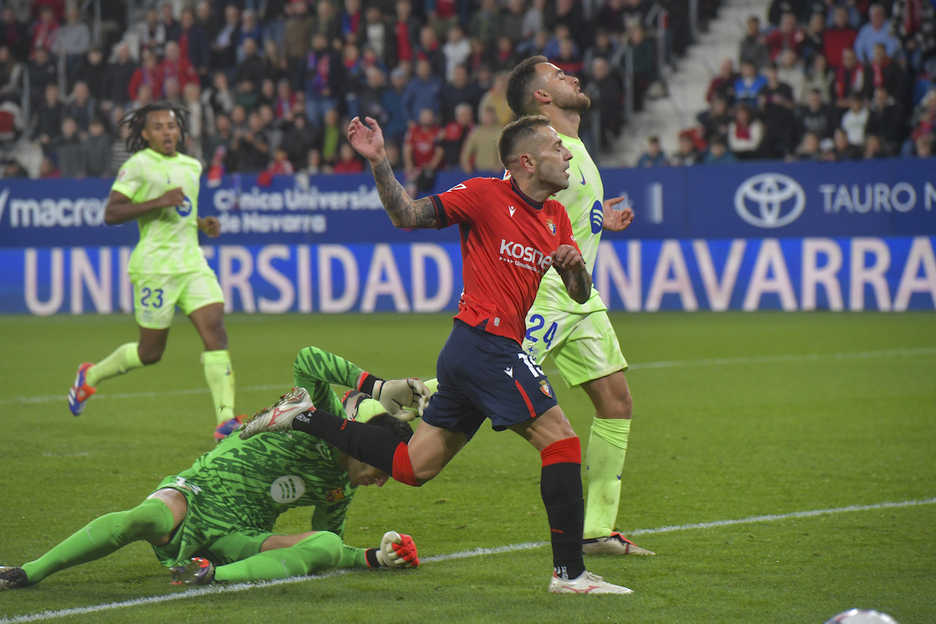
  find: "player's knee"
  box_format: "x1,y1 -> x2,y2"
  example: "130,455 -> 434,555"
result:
138,347 -> 163,365
298,531 -> 343,570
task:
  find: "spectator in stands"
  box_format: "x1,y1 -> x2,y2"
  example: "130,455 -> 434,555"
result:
128,49 -> 161,102
469,0 -> 500,48
522,0 -> 547,40
911,134 -> 933,158
204,71 -> 235,118
381,66 -> 409,146
777,49 -> 805,102
706,58 -> 737,105
790,130 -> 822,160
671,133 -> 703,165
211,5 -> 241,71
34,82 -> 63,153
891,0 -> 936,74
203,113 -> 235,171
499,0 -> 526,43
834,48 -> 869,110
699,95 -> 732,145
238,10 -> 263,63
54,6 -> 90,84
303,33 -> 342,128
302,147 -> 327,174
160,3 -> 180,42
636,135 -> 668,166
102,43 -> 135,109
392,0 -> 422,66
442,25 -> 470,82
73,47 -> 107,104
263,39 -> 292,85
64,81 -> 97,133
799,12 -> 825,64
176,9 -> 210,84
128,83 -> 153,112
863,133 -> 887,158
320,107 -> 343,163
38,155 -> 60,178
332,141 -> 365,173
767,13 -> 805,63
440,101 -> 473,168
907,90 -> 936,152
24,47 -> 57,106
478,71 -> 514,128
759,63 -> 796,156
701,137 -> 734,163
231,110 -> 271,171
867,87 -> 905,153
282,112 -> 319,169
53,117 -> 83,177
583,29 -> 619,76
491,34 -> 521,74
459,104 -> 501,172
550,0 -> 585,47
854,4 -> 901,63
311,0 -> 342,48
81,117 -> 110,177
801,52 -> 834,103
184,82 -> 210,164
623,24 -> 656,112
162,76 -> 183,108
268,146 -> 297,175
466,37 -> 487,75
341,0 -> 365,43
403,106 -> 443,186
137,8 -> 167,58
797,87 -> 838,141
727,103 -> 764,159
740,16 -> 770,70
416,25 -> 446,79
31,7 -> 60,56
159,41 -> 200,96
587,57 -> 624,151
823,6 -> 857,69
234,37 -> 265,89
841,94 -> 870,145
0,7 -> 29,62
360,5 -> 394,68
403,58 -> 442,124
441,63 -> 481,123
0,45 -> 21,95
734,60 -> 767,108
866,44 -> 905,103
284,0 -> 313,76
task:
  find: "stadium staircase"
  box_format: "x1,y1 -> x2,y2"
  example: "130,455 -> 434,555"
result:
603,0 -> 771,166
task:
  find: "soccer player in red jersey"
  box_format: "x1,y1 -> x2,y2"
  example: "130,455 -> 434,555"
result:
241,114 -> 633,595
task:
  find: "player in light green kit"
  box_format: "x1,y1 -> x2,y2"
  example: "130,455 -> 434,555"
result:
67,103 -> 237,439
2,347 -> 424,590
506,57 -> 653,556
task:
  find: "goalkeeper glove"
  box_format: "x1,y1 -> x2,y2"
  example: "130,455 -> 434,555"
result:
375,531 -> 419,569
373,378 -> 429,420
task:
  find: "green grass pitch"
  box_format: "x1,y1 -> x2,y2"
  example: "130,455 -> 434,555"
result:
1,312 -> 934,623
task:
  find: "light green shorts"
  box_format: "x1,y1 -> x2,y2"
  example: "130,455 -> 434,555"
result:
131,267 -> 224,330
522,308 -> 628,388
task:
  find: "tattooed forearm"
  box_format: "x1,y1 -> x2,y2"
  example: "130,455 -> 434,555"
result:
558,267 -> 592,304
371,158 -> 439,229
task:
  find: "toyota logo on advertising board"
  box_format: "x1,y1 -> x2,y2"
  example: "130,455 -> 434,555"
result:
734,173 -> 806,228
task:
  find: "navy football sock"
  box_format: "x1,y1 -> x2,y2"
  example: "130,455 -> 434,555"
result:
540,438 -> 586,580
292,409 -> 398,474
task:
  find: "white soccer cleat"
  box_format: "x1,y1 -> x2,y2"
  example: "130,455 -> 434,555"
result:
239,387 -> 314,440
582,532 -> 655,556
548,571 -> 633,595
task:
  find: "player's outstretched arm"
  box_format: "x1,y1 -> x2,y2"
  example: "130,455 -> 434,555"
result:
104,188 -> 185,225
552,244 -> 592,304
348,116 -> 439,229
602,196 -> 635,232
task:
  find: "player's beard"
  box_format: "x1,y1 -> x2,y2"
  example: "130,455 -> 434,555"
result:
554,90 -> 591,115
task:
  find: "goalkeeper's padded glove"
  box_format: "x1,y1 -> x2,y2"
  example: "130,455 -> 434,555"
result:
401,377 -> 437,419
375,531 -> 419,569
373,378 -> 429,420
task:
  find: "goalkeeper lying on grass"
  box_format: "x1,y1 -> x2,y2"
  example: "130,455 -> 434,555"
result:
0,347 -> 429,590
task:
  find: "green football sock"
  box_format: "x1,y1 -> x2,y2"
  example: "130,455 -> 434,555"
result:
213,532 -> 344,583
202,350 -> 235,424
583,417 -> 630,540
20,498 -> 174,584
85,342 -> 144,388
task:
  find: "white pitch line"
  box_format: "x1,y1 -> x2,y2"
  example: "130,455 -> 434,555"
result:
2,497 -> 933,624
4,347 -> 935,407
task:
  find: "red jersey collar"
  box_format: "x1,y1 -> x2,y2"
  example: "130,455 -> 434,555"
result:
509,177 -> 545,210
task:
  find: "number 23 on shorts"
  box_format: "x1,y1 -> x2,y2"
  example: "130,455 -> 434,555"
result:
140,287 -> 164,308
525,314 -> 558,349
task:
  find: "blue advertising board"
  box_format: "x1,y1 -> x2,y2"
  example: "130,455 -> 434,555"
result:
1,159 -> 934,313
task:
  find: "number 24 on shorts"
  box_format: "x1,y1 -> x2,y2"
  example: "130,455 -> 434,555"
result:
140,287 -> 164,308
525,314 -> 558,349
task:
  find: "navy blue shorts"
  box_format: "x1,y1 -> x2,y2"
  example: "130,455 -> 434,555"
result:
421,320 -> 559,440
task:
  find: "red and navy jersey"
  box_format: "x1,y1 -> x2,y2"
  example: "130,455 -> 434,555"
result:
429,176 -> 579,345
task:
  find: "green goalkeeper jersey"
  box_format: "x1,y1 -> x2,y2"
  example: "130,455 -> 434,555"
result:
169,347 -> 370,538
111,148 -> 207,276
532,133 -> 608,314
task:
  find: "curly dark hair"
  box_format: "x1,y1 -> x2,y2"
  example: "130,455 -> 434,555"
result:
118,102 -> 189,153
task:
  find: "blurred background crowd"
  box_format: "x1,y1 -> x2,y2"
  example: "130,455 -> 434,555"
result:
0,0 -> 931,181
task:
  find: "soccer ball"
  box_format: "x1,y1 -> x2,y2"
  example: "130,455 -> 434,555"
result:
824,609 -> 900,624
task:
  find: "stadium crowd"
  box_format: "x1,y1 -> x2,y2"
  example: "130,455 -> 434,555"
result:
0,0 -> 714,181
638,0 -> 936,166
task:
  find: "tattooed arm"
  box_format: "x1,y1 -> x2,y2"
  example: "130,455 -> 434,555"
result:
348,116 -> 439,229
552,244 -> 592,305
